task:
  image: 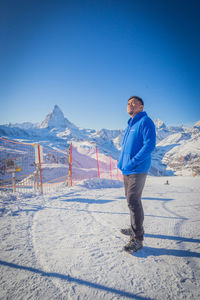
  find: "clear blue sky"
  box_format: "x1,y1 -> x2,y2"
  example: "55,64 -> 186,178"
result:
1,0 -> 200,129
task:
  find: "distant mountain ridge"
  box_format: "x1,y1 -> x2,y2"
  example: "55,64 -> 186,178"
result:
1,105 -> 200,176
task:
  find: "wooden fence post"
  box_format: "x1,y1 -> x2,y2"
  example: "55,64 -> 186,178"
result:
69,143 -> 73,186
96,146 -> 100,178
37,144 -> 43,194
109,155 -> 112,179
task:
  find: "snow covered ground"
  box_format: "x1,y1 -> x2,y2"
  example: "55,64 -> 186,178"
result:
0,176 -> 200,300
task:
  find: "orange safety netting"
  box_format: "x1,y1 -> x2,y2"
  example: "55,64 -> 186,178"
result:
0,138 -> 122,193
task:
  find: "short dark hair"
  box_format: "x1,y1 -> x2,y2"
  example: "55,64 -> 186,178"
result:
128,96 -> 144,106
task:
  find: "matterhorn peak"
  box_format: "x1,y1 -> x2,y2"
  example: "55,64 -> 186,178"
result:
39,105 -> 76,129
53,104 -> 62,112
154,118 -> 166,129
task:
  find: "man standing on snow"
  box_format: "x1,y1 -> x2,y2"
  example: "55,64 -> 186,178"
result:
118,96 -> 156,253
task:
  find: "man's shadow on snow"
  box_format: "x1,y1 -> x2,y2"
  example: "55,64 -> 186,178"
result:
131,233 -> 200,258
133,246 -> 200,258
145,233 -> 200,244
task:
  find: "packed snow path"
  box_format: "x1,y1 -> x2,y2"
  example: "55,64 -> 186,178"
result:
0,177 -> 200,299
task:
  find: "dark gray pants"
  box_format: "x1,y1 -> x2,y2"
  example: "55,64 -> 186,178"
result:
123,173 -> 147,241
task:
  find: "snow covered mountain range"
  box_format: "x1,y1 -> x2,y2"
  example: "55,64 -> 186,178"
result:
1,105 -> 200,176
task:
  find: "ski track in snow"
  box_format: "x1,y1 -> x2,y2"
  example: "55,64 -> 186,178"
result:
0,177 -> 200,299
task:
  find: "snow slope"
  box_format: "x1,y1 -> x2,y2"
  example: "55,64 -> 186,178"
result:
0,176 -> 200,299
154,126 -> 200,176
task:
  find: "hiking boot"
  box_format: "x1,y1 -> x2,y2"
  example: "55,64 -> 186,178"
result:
123,238 -> 143,253
120,228 -> 132,236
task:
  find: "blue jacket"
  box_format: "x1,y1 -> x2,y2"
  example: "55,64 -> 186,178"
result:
117,111 -> 156,175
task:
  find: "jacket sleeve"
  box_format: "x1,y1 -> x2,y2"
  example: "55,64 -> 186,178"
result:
117,126 -> 128,170
131,118 -> 156,167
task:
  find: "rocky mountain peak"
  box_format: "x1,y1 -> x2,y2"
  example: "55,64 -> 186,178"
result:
39,105 -> 76,129
154,118 -> 166,129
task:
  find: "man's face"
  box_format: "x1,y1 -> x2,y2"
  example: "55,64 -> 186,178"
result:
127,98 -> 143,117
